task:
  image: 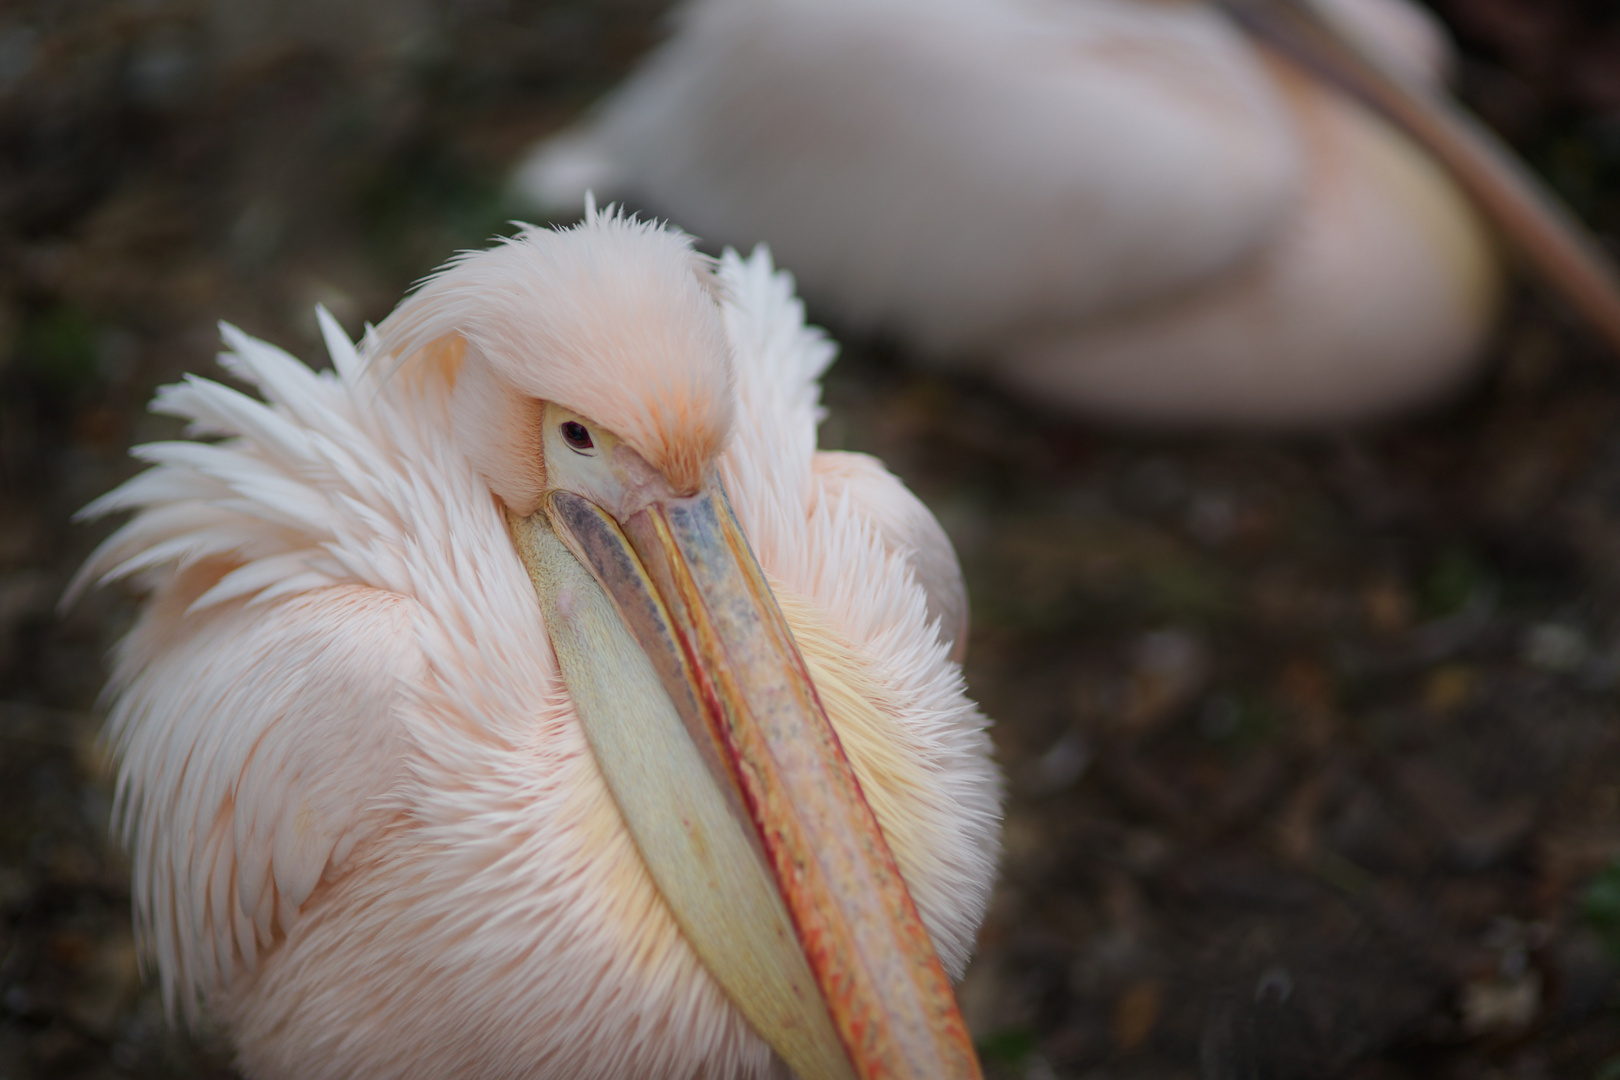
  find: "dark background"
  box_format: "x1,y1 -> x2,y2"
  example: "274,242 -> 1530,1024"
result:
5,0 -> 1620,1076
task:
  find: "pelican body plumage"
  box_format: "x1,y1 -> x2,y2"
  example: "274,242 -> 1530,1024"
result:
517,0 -> 1620,427
73,210 -> 1002,1079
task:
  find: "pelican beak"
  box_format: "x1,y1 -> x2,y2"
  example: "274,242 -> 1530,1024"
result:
507,480 -> 981,1080
1218,0 -> 1620,352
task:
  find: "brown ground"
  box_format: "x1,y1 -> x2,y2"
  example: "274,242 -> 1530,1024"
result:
4,1 -> 1620,1077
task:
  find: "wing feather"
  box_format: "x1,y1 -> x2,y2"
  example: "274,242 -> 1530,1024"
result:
106,578 -> 416,1018
810,451 -> 969,663
75,316 -> 434,1019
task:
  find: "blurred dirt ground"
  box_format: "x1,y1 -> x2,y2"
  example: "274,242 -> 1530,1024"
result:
5,1 -> 1620,1077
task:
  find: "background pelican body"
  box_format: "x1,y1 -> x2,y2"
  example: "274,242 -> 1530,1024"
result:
518,0 -> 1503,426
73,214 -> 1001,1078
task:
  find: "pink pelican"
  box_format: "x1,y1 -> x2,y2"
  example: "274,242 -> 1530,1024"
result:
70,207 -> 1002,1079
517,0 -> 1620,426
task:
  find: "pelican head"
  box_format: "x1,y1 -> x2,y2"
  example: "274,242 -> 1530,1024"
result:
371,211 -> 979,1077
378,216 -> 733,509
75,207 -> 999,1080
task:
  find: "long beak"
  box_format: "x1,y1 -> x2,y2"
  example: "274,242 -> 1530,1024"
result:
509,482 -> 981,1080
1217,0 -> 1620,354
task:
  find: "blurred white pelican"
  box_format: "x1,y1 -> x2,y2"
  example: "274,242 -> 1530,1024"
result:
517,0 -> 1620,426
71,209 -> 1000,1079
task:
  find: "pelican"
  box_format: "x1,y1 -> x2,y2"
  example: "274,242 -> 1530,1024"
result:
516,0 -> 1620,426
70,208 -> 1001,1079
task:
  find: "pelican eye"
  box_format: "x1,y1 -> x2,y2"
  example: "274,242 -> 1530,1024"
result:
561,421 -> 594,452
